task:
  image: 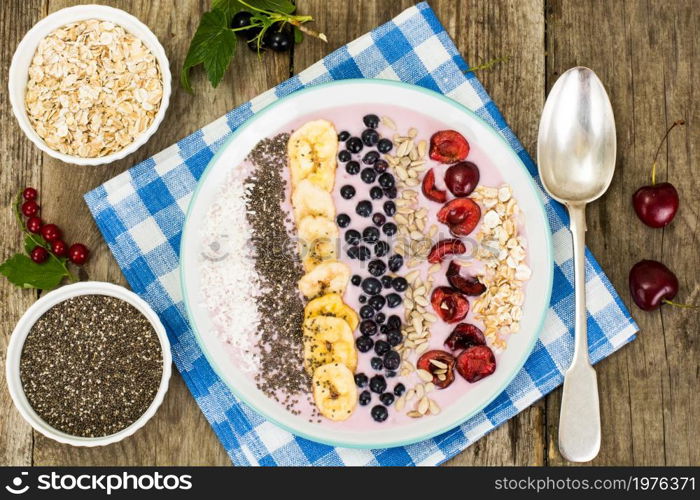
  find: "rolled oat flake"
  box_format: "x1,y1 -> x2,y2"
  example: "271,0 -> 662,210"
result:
20,295 -> 163,437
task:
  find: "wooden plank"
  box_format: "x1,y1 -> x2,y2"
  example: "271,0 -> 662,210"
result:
29,0 -> 290,465
294,0 -> 546,465
545,0 -> 699,465
0,0 -> 47,467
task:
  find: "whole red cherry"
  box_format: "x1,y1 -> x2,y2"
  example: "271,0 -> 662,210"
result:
68,243 -> 90,265
26,216 -> 42,234
21,200 -> 40,217
629,259 -> 678,310
51,240 -> 68,257
444,161 -> 480,197
632,120 -> 684,228
40,223 -> 62,242
30,246 -> 48,264
22,187 -> 38,201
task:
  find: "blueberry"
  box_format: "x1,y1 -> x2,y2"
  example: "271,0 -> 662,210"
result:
381,275 -> 393,289
360,319 -> 378,336
374,339 -> 390,356
338,150 -> 351,162
360,305 -> 375,320
371,357 -> 384,370
347,247 -> 359,259
373,159 -> 389,173
355,200 -> 372,217
370,186 -> 384,200
388,254 -> 404,272
382,222 -> 397,236
387,315 -> 402,330
383,201 -> 396,216
377,138 -> 393,153
340,185 -> 356,199
384,186 -> 398,199
361,277 -> 382,295
359,390 -> 371,406
380,324 -> 388,334
336,213 -> 351,228
374,241 -> 390,257
368,259 -> 386,277
362,151 -> 380,165
383,350 -> 401,370
345,229 -> 361,245
368,294 -> 386,311
393,383 -> 406,396
371,405 -> 388,422
361,129 -> 379,147
372,213 -> 386,226
386,370 -> 397,378
386,329 -> 403,346
378,172 -> 395,189
357,246 -> 371,261
379,393 -> 395,406
351,274 -> 361,286
346,137 -> 363,153
338,130 -> 350,142
360,168 -> 377,184
354,373 -> 368,387
362,226 -> 380,244
369,374 -> 387,393
386,293 -> 402,308
345,160 -> 360,175
363,114 -> 380,129
358,295 -> 367,304
356,336 -> 373,353
375,312 -> 386,324
392,277 -> 408,292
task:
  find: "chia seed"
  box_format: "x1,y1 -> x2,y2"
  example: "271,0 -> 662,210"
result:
19,295 -> 163,438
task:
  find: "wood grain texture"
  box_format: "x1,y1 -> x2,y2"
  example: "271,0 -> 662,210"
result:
545,0 -> 700,466
0,0 -> 698,466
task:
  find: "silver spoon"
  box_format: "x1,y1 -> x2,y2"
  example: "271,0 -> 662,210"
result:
537,67 -> 616,462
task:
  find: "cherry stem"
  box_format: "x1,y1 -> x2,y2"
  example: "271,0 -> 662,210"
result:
651,119 -> 685,186
14,193 -> 77,283
662,299 -> 699,310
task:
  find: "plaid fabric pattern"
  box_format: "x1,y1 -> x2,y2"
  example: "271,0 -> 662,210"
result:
84,2 -> 638,466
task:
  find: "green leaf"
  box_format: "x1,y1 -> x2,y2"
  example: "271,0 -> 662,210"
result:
180,9 -> 237,92
212,0 -> 244,19
249,0 -> 295,14
0,253 -> 67,290
24,234 -> 47,255
293,26 -> 303,44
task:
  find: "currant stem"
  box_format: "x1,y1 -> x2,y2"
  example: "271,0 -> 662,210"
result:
14,192 -> 77,284
650,119 -> 685,186
662,299 -> 699,310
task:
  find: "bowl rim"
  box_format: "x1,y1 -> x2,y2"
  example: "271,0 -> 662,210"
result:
179,78 -> 555,449
5,281 -> 172,447
7,4 -> 172,166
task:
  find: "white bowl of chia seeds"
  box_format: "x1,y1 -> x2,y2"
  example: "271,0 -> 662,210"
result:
5,281 -> 171,447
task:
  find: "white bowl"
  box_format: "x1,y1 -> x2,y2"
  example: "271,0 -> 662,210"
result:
180,79 -> 554,449
8,4 -> 172,166
5,282 -> 172,447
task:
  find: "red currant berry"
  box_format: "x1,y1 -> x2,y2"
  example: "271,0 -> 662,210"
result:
68,243 -> 89,265
40,223 -> 61,242
30,246 -> 49,264
22,187 -> 38,201
26,217 -> 42,234
21,200 -> 40,217
51,240 -> 68,257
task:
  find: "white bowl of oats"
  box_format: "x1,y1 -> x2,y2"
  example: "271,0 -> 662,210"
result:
8,4 -> 171,165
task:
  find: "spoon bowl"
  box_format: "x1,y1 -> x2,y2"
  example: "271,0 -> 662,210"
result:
538,67 -> 616,203
537,66 -> 617,463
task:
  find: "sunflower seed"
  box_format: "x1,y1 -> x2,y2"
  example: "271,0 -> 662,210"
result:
416,343 -> 430,355
405,389 -> 416,401
395,395 -> 406,411
437,373 -> 447,381
429,399 -> 441,415
417,140 -> 427,158
429,359 -> 447,369
424,382 -> 435,393
418,396 -> 429,414
417,369 -> 433,382
407,411 -> 423,418
381,116 -> 397,129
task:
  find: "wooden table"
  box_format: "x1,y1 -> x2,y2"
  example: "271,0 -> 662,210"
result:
1,0 -> 698,466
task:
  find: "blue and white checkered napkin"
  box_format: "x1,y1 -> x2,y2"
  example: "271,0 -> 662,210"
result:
84,2 -> 638,465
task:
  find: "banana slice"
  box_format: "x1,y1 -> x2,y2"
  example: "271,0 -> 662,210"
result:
288,119 -> 338,192
297,215 -> 338,242
292,179 -> 336,223
303,316 -> 357,375
304,293 -> 359,331
298,260 -> 351,299
312,363 -> 357,421
298,215 -> 339,272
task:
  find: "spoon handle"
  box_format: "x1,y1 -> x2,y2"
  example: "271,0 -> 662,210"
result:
558,203 -> 601,462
